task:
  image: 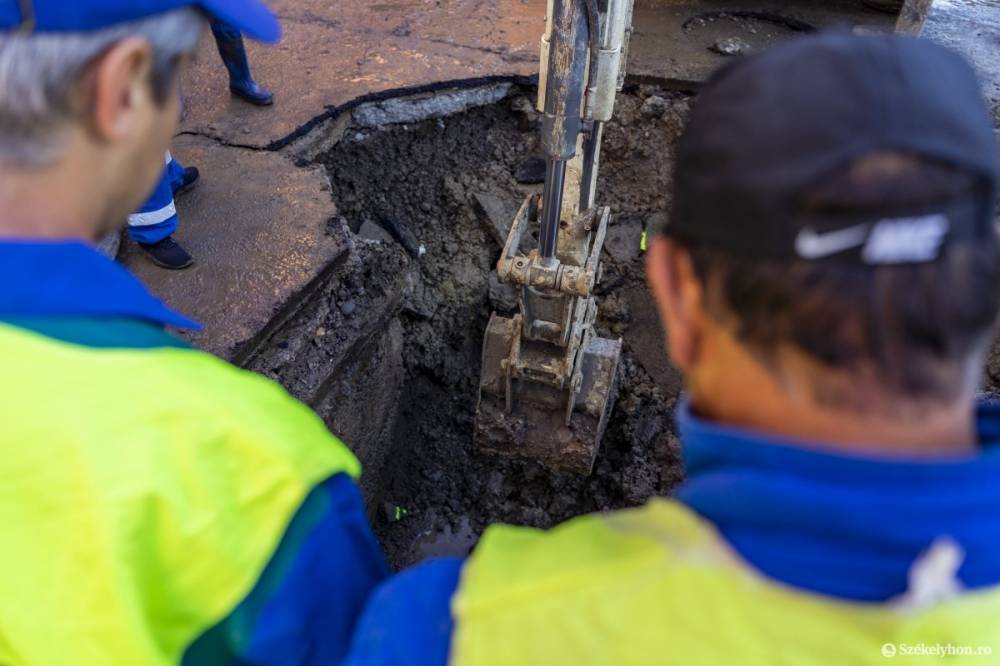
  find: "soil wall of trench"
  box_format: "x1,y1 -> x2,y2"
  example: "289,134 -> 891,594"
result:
248,82 -> 1000,569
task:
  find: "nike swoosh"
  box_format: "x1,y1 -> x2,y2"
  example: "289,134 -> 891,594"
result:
795,223 -> 870,259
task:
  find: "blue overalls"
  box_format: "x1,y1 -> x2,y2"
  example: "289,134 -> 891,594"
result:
128,151 -> 186,245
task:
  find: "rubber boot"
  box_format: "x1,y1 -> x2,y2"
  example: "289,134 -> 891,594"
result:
211,20 -> 273,106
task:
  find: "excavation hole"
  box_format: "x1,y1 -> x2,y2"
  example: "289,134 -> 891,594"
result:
318,86 -> 692,568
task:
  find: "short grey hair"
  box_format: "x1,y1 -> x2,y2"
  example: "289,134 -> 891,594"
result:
0,8 -> 205,167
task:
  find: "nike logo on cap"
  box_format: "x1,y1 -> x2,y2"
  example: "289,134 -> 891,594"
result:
794,224 -> 869,259
794,215 -> 949,263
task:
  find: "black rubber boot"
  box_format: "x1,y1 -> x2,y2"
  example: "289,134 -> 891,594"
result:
139,237 -> 194,270
211,20 -> 274,106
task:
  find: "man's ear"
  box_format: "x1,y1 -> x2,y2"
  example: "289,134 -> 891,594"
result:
645,236 -> 705,372
89,37 -> 154,142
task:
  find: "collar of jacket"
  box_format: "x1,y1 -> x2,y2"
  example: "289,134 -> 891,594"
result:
675,399 -> 1000,601
0,239 -> 200,330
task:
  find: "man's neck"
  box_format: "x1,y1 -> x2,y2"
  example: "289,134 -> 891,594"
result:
690,341 -> 979,458
694,397 -> 978,458
0,148 -> 107,241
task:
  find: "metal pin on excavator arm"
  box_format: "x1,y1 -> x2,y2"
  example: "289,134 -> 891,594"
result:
475,0 -> 633,474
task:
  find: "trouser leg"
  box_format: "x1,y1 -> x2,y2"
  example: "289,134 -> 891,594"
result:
166,153 -> 187,193
128,153 -> 179,245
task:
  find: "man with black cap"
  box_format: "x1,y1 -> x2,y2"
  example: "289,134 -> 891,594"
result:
343,31 -> 1000,665
0,2 -> 387,664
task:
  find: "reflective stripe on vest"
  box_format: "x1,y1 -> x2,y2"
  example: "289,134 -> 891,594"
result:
0,324 -> 360,665
452,499 -> 1000,665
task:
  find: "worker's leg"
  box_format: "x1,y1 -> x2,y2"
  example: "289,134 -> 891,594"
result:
129,165 -> 177,246
211,19 -> 274,106
166,152 -> 200,197
129,153 -> 194,269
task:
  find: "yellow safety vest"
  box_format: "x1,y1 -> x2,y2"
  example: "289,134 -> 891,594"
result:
0,323 -> 360,665
453,499 -> 1000,665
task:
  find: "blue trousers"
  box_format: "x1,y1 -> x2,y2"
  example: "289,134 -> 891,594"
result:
128,152 -> 185,245
211,18 -> 241,42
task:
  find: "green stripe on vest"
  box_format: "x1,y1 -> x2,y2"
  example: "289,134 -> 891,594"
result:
452,500 -> 1000,665
181,481 -> 335,663
0,324 -> 359,665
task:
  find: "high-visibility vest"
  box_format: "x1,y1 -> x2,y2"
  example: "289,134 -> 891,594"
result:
452,499 -> 1000,665
0,323 -> 360,665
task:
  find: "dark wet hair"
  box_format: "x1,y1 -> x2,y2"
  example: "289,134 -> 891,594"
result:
684,153 -> 1000,406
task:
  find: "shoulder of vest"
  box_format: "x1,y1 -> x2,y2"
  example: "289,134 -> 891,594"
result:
452,502 -> 1000,666
0,320 -> 361,479
455,500 -> 722,614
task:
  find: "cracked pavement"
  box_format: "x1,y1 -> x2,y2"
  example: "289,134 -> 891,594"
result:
124,0 -> 544,359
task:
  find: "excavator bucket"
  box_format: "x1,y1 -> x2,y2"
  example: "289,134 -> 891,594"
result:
474,191 -> 623,474
477,312 -> 620,474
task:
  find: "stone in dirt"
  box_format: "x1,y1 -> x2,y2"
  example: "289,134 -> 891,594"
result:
711,36 -> 752,56
641,95 -> 670,118
357,219 -> 395,245
510,95 -> 539,118
403,273 -> 440,320
413,517 -> 477,560
473,189 -> 531,253
488,271 -> 519,315
603,217 -> 644,265
379,215 -> 423,258
623,284 -> 683,398
514,156 -> 546,184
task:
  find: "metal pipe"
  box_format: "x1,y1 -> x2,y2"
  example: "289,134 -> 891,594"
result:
539,0 -> 590,260
540,0 -> 589,160
578,121 -> 603,211
540,159 -> 567,259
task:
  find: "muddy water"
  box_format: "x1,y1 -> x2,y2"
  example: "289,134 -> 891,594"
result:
320,87 -> 690,567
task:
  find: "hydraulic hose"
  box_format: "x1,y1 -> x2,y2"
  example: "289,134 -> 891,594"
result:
540,159 -> 568,259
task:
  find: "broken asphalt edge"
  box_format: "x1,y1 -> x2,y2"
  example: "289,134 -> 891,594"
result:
183,70 -> 693,367
179,71 -> 701,153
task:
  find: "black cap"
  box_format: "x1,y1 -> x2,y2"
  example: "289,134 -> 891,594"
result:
663,31 -> 1000,265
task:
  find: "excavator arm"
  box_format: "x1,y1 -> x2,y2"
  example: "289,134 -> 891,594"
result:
475,0 -> 633,474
